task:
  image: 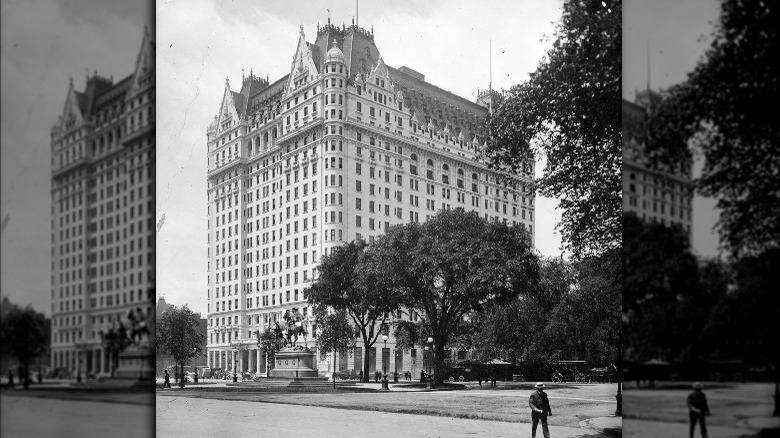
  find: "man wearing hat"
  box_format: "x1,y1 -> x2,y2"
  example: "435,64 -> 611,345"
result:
687,382 -> 710,438
529,382 -> 552,438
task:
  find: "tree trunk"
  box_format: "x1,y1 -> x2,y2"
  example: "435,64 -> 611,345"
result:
434,339 -> 447,386
22,363 -> 29,389
180,361 -> 185,388
362,342 -> 371,383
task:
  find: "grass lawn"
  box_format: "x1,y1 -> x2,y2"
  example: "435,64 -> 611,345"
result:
159,383 -> 618,427
623,383 -> 775,428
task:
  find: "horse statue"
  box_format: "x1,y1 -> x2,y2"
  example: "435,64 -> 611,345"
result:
283,308 -> 308,348
127,307 -> 150,347
255,324 -> 287,351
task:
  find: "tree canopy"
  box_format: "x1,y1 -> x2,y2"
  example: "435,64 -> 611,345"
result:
647,0 -> 779,256
314,308 -> 356,357
483,0 -> 621,258
306,240 -> 402,382
622,212 -> 699,362
0,303 -> 48,388
156,304 -> 206,376
363,208 -> 539,385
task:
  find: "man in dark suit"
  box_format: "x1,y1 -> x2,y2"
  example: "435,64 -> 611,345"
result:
687,382 -> 710,438
529,382 -> 552,438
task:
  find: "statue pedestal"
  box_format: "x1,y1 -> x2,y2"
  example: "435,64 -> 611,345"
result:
114,345 -> 155,380
269,348 -> 318,378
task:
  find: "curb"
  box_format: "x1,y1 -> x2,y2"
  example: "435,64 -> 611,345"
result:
579,417 -> 623,438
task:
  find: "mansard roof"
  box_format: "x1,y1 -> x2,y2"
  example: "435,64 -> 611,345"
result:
388,65 -> 488,141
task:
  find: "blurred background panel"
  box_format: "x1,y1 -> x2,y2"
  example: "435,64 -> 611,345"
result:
622,0 -> 779,436
1,1 -> 155,437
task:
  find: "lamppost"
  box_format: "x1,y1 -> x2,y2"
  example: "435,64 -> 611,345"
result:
381,335 -> 389,390
427,337 -> 434,389
232,343 -> 238,382
74,342 -> 89,384
394,348 -> 399,384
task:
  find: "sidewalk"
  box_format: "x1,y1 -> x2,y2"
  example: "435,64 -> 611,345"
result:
157,395 -> 616,438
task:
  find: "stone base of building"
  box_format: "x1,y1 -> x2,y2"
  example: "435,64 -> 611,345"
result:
113,345 -> 155,380
269,348 -> 318,378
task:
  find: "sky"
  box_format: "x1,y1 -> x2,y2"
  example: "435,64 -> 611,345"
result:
622,0 -> 723,258
156,0 -> 572,315
0,0 -> 151,315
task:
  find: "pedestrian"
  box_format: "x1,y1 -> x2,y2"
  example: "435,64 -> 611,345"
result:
163,369 -> 172,389
359,370 -> 364,382
7,370 -> 14,389
529,382 -> 552,438
687,382 -> 710,438
477,370 -> 483,388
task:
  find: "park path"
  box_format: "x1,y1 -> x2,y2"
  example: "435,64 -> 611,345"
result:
156,395 -> 614,438
1,395 -> 154,438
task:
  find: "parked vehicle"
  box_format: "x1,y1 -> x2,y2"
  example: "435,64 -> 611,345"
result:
549,360 -> 587,383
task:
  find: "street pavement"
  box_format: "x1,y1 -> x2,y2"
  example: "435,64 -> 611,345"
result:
157,395 -> 618,437
1,394 -> 154,438
623,418 -> 778,438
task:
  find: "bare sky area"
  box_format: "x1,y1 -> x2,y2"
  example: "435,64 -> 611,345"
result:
156,0 -> 571,314
0,0 -> 150,315
623,0 -> 723,258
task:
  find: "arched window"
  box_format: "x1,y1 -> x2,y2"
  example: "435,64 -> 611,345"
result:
471,173 -> 479,192
442,164 -> 450,185
457,168 -> 464,189
410,154 -> 418,176
426,159 -> 434,180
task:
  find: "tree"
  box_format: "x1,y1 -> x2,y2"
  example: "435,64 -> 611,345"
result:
647,0 -> 779,256
470,257 -> 570,364
313,308 -> 356,387
156,305 -> 205,388
306,241 -> 402,383
1,304 -> 48,389
364,208 -> 540,385
484,0 -> 621,258
622,212 -> 698,363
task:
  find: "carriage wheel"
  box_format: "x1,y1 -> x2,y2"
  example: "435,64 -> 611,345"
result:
575,373 -> 586,383
459,376 -> 465,382
552,372 -> 563,383
449,376 -> 454,382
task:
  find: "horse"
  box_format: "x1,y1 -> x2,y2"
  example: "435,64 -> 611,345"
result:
282,311 -> 308,348
587,363 -> 618,383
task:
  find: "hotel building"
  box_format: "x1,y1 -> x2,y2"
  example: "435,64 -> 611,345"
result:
50,29 -> 156,376
623,90 -> 693,234
206,21 -> 535,376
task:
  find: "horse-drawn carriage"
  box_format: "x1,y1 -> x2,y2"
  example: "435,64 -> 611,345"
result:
549,360 -> 587,383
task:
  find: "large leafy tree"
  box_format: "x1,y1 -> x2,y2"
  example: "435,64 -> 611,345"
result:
547,250 -> 621,366
156,305 -> 205,388
1,304 -> 48,389
470,257 -> 571,364
306,241 -> 402,383
364,208 -> 540,385
313,308 -> 356,385
484,0 -> 621,258
647,0 -> 779,256
622,213 -> 699,363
